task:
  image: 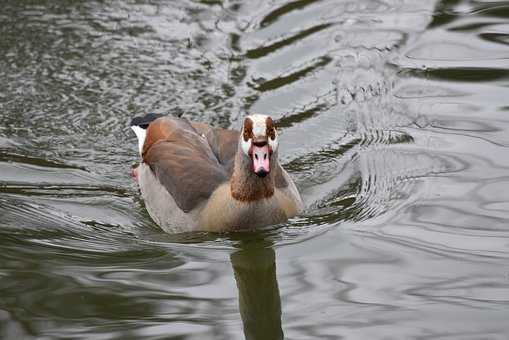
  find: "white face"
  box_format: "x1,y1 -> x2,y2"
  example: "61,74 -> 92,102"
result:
240,114 -> 279,156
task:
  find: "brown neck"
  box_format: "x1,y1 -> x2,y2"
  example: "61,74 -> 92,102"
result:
230,148 -> 275,202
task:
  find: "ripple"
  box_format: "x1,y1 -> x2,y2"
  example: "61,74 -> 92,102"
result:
259,0 -> 319,29
249,55 -> 332,92
400,66 -> 509,82
245,23 -> 333,59
406,41 -> 509,61
3,0 -> 509,339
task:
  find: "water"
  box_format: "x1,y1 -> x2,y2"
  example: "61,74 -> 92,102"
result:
1,0 -> 509,338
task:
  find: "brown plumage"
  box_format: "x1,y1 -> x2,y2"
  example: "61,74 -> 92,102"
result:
131,114 -> 303,232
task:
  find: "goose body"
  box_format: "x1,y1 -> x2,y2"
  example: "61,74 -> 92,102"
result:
131,114 -> 303,233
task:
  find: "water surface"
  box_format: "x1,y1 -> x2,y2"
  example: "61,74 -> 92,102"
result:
1,0 -> 509,339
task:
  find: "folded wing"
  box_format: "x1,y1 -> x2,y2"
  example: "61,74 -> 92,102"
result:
142,117 -> 228,212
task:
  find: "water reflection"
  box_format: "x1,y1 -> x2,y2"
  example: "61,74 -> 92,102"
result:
231,244 -> 283,340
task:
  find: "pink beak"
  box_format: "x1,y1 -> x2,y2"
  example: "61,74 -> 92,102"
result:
252,144 -> 270,177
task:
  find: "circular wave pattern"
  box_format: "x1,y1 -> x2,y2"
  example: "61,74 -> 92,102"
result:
1,0 -> 509,339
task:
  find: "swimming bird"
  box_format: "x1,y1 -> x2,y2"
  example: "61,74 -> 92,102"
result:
130,114 -> 303,233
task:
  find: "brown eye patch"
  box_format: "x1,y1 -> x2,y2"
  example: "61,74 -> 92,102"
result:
243,117 -> 253,142
266,116 -> 276,140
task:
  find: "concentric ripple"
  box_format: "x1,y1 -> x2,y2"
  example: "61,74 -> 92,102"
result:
1,0 -> 509,339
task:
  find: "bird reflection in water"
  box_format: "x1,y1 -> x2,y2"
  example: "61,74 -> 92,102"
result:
230,244 -> 283,340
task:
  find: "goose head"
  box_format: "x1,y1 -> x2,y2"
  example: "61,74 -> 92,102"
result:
240,114 -> 279,178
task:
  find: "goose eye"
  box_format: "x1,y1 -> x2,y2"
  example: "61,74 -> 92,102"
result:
268,127 -> 276,140
243,118 -> 253,142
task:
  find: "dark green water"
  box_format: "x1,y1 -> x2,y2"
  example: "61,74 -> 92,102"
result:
1,0 -> 509,339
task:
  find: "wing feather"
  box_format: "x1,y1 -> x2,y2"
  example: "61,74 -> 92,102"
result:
142,117 -> 228,212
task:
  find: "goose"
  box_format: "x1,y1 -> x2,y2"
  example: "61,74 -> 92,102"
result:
130,113 -> 303,233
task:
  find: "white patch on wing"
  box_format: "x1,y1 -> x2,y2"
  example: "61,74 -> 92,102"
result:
131,125 -> 147,156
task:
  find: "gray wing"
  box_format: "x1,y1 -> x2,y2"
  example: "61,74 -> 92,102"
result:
191,122 -> 239,176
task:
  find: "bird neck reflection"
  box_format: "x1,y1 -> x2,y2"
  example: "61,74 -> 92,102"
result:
230,246 -> 283,340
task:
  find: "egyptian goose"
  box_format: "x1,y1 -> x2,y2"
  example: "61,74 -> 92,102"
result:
130,114 -> 303,233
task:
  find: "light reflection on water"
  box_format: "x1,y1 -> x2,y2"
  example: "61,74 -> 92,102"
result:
1,0 -> 509,339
